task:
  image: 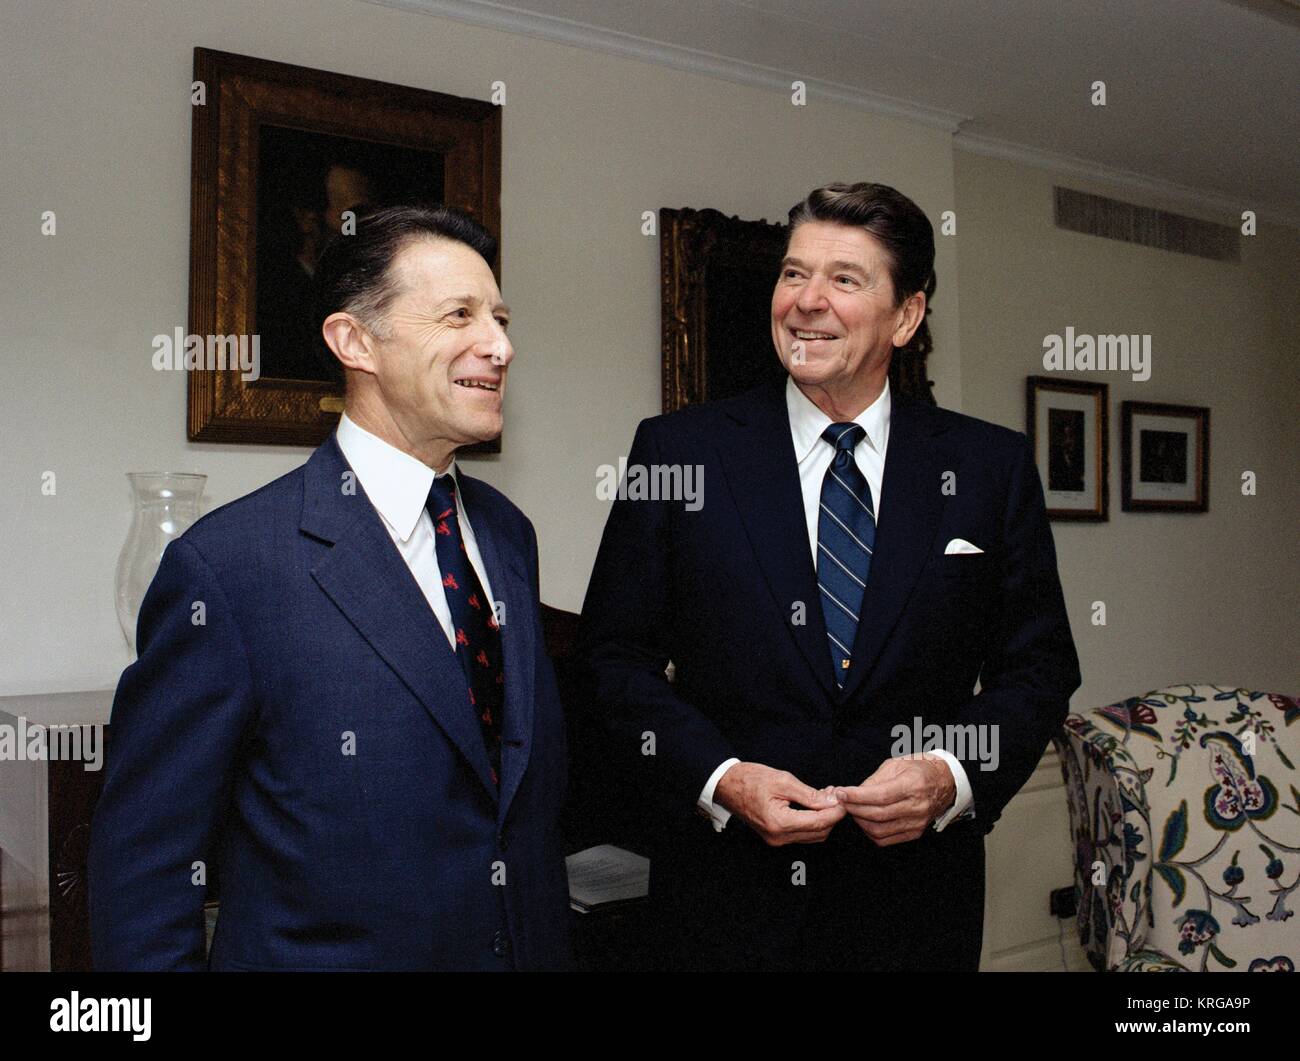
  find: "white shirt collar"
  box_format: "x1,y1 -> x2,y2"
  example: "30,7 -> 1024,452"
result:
785,375 -> 891,465
335,412 -> 457,543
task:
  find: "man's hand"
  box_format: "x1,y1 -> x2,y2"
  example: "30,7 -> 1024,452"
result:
714,762 -> 845,846
834,755 -> 956,846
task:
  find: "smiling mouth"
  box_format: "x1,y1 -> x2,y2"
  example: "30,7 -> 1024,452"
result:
454,379 -> 500,392
791,329 -> 838,341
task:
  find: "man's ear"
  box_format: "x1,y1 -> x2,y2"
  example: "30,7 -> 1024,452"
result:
322,312 -> 379,377
891,290 -> 927,349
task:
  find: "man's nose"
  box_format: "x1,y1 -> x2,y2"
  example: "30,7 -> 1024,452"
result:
795,276 -> 830,314
477,320 -> 514,368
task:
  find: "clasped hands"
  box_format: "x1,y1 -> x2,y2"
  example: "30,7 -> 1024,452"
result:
714,758 -> 956,847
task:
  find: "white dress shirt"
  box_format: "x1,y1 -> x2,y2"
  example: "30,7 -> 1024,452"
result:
334,413 -> 495,648
697,377 -> 975,832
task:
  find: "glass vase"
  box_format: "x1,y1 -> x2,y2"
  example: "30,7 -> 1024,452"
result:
114,472 -> 206,655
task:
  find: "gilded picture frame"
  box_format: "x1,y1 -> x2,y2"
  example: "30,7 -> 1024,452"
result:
186,47 -> 501,450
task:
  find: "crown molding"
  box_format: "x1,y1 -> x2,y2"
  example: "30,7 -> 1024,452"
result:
954,130 -> 1300,231
360,0 -> 1300,231
359,0 -> 969,132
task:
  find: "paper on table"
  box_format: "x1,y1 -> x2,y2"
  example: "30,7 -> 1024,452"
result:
565,844 -> 650,912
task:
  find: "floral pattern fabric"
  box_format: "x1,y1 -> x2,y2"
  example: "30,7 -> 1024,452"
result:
1054,685 -> 1299,972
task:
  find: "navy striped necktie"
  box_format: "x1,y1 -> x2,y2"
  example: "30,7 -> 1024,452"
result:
816,423 -> 876,688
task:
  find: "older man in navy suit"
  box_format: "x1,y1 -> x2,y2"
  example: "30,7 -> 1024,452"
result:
89,205 -> 571,971
579,182 -> 1081,971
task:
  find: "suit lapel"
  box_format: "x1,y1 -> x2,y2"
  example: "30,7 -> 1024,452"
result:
716,384 -> 837,696
302,437 -> 499,800
840,398 -> 950,700
456,473 -> 535,824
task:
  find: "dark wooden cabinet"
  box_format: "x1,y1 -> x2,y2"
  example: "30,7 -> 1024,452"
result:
0,691 -> 111,971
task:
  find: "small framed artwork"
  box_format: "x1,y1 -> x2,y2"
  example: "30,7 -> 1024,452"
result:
1121,400 -> 1209,512
1026,376 -> 1109,521
186,48 -> 501,449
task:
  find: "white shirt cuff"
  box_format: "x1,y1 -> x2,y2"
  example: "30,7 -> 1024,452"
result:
915,749 -> 975,831
697,758 -> 741,832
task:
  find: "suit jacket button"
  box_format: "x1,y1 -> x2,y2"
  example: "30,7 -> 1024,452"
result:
492,930 -> 511,958
497,831 -> 508,851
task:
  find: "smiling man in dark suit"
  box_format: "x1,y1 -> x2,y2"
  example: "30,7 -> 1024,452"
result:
89,204 -> 571,971
578,182 -> 1081,971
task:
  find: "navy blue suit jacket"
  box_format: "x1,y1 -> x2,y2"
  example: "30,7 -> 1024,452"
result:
89,436 -> 571,970
578,382 -> 1081,970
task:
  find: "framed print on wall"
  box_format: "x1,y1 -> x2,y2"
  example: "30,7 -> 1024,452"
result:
1026,376 -> 1109,521
186,48 -> 501,450
1121,400 -> 1209,512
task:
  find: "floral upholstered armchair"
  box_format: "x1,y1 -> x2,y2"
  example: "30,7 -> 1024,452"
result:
1053,684 -> 1299,972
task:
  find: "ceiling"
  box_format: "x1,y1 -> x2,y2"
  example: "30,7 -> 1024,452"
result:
373,0 -> 1300,224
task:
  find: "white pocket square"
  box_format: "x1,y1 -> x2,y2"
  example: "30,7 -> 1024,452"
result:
944,538 -> 984,555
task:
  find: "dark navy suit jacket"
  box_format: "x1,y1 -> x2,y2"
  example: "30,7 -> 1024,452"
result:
578,381 -> 1081,970
89,436 -> 571,970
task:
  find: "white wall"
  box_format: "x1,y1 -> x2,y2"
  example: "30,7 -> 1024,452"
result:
952,151 -> 1298,969
0,0 -> 959,693
953,150 -> 1300,708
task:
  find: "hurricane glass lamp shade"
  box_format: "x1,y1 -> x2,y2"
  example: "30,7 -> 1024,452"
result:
114,472 -> 206,655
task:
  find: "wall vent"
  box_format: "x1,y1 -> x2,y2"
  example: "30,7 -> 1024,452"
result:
1053,186 -> 1240,261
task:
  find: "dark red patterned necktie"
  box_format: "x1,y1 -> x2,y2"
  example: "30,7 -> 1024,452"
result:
426,475 -> 505,786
